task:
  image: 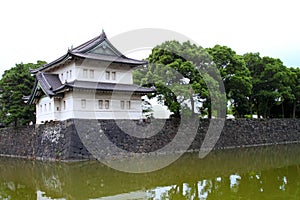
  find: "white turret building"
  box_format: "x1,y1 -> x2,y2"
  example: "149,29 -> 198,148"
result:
27,31 -> 155,124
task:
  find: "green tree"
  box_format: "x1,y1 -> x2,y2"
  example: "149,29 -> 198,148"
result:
276,67 -> 296,118
242,52 -> 282,118
257,57 -> 291,118
243,52 -> 264,117
244,53 -> 292,118
289,67 -> 300,118
0,61 -> 46,126
208,45 -> 252,117
133,40 -> 223,118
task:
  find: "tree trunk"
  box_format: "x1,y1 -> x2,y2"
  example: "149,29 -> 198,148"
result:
208,103 -> 212,119
256,101 -> 260,118
195,182 -> 199,200
293,101 -> 296,118
249,95 -> 253,118
190,95 -> 195,115
264,99 -> 269,118
281,101 -> 285,118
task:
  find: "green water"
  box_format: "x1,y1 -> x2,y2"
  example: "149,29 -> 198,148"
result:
1,144 -> 300,199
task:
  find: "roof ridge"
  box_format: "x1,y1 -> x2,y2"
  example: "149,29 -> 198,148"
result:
72,32 -> 107,53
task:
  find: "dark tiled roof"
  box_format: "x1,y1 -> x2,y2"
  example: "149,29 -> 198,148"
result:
71,32 -> 106,53
27,73 -> 62,104
31,53 -> 69,73
71,52 -> 147,65
36,73 -> 62,96
60,81 -> 155,94
27,72 -> 155,104
32,31 -> 147,73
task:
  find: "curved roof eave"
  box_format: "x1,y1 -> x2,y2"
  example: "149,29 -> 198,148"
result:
28,83 -> 51,105
31,53 -> 70,74
70,52 -> 148,66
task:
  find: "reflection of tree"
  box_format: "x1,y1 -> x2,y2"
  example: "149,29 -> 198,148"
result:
152,166 -> 300,200
2,147 -> 300,199
0,181 -> 36,199
156,180 -> 215,199
160,183 -> 185,200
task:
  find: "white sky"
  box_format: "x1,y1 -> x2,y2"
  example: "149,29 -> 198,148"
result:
0,0 -> 299,76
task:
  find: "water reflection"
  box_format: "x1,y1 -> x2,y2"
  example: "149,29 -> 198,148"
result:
1,144 -> 300,199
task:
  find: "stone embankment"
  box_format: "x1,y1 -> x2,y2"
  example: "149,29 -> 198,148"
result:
0,118 -> 299,160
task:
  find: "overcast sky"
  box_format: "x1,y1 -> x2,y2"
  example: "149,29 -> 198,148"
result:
0,0 -> 299,76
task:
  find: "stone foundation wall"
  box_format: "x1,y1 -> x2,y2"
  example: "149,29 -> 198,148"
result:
0,118 -> 300,160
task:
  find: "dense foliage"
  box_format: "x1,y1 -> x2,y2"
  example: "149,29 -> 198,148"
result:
134,41 -> 226,118
134,41 -> 300,118
0,61 -> 46,126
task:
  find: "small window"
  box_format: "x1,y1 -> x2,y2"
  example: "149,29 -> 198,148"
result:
90,70 -> 94,79
126,101 -> 131,109
66,71 -> 69,80
98,100 -> 103,109
105,71 -> 110,80
104,100 -> 110,109
120,100 -> 125,109
112,71 -> 116,80
49,103 -> 52,112
63,101 -> 66,110
40,105 -> 42,112
70,70 -> 72,79
61,73 -> 64,81
44,104 -> 47,112
83,69 -> 88,78
81,99 -> 86,109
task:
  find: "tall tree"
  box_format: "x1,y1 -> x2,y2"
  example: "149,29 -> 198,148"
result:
208,45 -> 252,117
244,53 -> 292,118
257,57 -> 291,118
133,41 -> 222,118
244,53 -> 300,118
0,61 -> 46,126
243,52 -> 264,117
276,67 -> 295,118
290,67 -> 300,118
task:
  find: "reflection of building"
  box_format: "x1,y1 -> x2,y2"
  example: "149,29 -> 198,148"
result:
26,31 -> 155,124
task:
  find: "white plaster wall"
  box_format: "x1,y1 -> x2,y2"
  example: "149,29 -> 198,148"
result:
75,60 -> 133,84
53,99 -> 61,121
35,90 -> 143,124
58,92 -> 74,121
52,62 -> 76,83
72,110 -> 142,120
42,59 -> 134,85
36,96 -> 55,124
71,90 -> 142,120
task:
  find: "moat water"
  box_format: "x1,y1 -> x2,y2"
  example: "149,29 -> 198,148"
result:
1,144 -> 300,199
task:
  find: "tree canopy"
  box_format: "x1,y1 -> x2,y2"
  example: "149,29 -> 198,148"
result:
134,42 -> 300,119
0,61 -> 46,126
208,45 -> 252,117
133,40 -> 225,118
243,53 -> 299,118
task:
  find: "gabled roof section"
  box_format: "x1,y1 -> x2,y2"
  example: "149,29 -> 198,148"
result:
37,73 -> 62,94
31,31 -> 147,74
87,40 -> 120,56
27,72 -> 63,104
71,31 -> 122,56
